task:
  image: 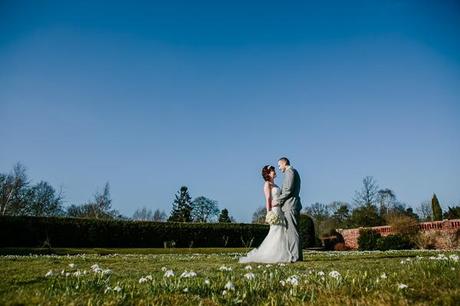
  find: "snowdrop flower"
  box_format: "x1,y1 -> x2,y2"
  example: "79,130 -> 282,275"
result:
257,265 -> 263,269
244,272 -> 255,280
449,254 -> 459,262
104,286 -> 112,294
164,270 -> 174,278
161,267 -> 167,272
45,270 -> 53,277
91,264 -> 100,270
68,263 -> 75,268
113,285 -> 122,293
204,279 -> 211,285
224,281 -> 235,291
73,270 -> 82,277
102,269 -> 112,276
145,275 -> 153,281
222,290 -> 228,296
317,271 -> 325,276
183,288 -> 189,293
65,272 -> 70,277
219,265 -> 232,272
380,273 -> 387,279
280,280 -> 286,286
265,264 -> 272,268
180,271 -> 197,278
244,265 -> 252,270
139,277 -> 148,284
286,275 -> 299,286
328,271 -> 341,279
398,283 -> 408,290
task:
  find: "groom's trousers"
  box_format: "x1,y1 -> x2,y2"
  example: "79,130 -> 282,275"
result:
284,209 -> 303,262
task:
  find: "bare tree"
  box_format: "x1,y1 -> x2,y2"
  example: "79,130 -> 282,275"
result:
252,206 -> 266,224
24,181 -> 64,216
0,163 -> 29,215
377,188 -> 396,216
353,176 -> 379,207
152,209 -> 167,222
416,200 -> 432,221
132,207 -> 154,221
191,196 -> 219,222
67,182 -> 119,219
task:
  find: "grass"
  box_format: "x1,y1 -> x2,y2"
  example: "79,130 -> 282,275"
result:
0,248 -> 459,305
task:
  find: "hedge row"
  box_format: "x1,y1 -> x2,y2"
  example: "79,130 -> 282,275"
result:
0,216 -> 270,248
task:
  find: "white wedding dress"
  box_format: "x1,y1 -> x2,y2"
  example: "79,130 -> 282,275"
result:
239,185 -> 292,263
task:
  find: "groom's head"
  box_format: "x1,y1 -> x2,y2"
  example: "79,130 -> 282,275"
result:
278,157 -> 290,173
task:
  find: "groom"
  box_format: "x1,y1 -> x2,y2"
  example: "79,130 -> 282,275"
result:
277,157 -> 303,262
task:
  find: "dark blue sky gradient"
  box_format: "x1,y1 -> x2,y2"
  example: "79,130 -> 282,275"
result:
1,1 -> 459,221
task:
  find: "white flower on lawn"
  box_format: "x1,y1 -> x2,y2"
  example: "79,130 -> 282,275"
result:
224,281 -> 235,291
104,286 -> 112,294
161,267 -> 167,272
45,270 -> 53,277
244,265 -> 252,270
113,285 -> 122,292
398,283 -> 408,289
102,269 -> 112,276
449,254 -> 459,262
278,263 -> 286,267
68,263 -> 75,268
164,270 -> 175,278
380,273 -> 387,279
328,271 -> 341,279
91,264 -> 100,270
73,270 -> 82,277
286,275 -> 299,286
145,275 -> 153,281
244,272 -> 255,280
280,280 -> 286,286
317,271 -> 325,276
257,265 -> 262,269
204,279 -> 211,285
265,264 -> 272,268
65,272 -> 70,277
219,265 -> 232,272
222,290 -> 228,296
183,288 -> 189,293
139,277 -> 148,284
451,267 -> 456,271
180,271 -> 197,278
61,269 -> 65,275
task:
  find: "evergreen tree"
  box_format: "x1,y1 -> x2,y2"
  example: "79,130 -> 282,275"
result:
218,208 -> 232,223
168,186 -> 192,222
431,193 -> 443,221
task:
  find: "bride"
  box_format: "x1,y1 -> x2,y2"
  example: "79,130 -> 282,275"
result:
239,165 -> 292,263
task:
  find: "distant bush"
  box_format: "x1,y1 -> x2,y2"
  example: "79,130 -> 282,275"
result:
358,229 -> 381,250
376,234 -> 414,250
299,214 -> 316,248
0,216 -> 268,248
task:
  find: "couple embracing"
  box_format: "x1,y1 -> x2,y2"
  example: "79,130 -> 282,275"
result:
239,157 -> 303,264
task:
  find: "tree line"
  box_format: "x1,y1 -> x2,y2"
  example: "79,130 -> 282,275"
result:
252,176 -> 460,238
0,163 -> 234,223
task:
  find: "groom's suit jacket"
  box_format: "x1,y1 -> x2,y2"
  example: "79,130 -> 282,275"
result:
278,166 -> 302,213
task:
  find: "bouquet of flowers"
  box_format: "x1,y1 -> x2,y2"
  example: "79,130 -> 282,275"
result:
265,210 -> 283,225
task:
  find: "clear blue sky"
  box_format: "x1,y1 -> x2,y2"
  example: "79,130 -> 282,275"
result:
1,1 -> 459,222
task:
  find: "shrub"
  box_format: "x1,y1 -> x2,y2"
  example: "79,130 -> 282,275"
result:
333,242 -> 349,251
0,216 -> 269,248
298,214 -> 316,248
358,228 -> 381,250
376,234 -> 414,250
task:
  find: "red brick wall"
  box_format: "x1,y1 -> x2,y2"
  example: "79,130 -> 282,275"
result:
337,219 -> 460,250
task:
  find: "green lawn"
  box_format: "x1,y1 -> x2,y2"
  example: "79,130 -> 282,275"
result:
1,249 -> 459,305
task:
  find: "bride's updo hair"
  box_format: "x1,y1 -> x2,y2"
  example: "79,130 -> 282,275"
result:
261,165 -> 275,181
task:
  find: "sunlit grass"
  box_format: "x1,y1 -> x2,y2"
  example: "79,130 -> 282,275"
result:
1,249 -> 459,305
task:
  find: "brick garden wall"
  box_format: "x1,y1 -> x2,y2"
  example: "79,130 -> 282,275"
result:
337,219 -> 460,250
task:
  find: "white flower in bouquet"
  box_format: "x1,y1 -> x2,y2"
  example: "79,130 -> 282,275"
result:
265,211 -> 282,225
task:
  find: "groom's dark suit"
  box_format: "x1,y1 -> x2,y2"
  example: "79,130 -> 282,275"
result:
277,166 -> 303,262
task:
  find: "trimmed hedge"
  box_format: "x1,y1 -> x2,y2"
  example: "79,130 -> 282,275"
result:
0,216 -> 269,248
